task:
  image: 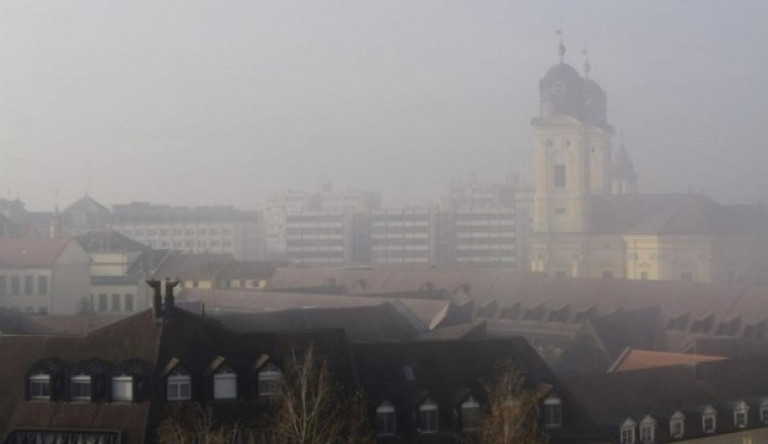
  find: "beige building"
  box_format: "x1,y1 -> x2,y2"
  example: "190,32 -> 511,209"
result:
529,44 -> 768,284
0,238 -> 90,314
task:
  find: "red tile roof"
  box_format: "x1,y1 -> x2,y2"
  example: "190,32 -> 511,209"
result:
0,238 -> 71,268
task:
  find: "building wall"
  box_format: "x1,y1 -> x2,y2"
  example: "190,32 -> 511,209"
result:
369,208 -> 436,264
51,242 -> 91,315
0,268 -> 53,314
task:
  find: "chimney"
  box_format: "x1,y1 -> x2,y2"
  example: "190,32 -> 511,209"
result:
163,278 -> 180,321
146,279 -> 162,319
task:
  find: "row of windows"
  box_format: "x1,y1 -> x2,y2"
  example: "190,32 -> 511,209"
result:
620,402 -> 765,444
0,275 -> 48,296
141,239 -> 234,249
375,395 -> 562,435
123,228 -> 233,237
28,363 -> 283,403
89,293 -> 135,313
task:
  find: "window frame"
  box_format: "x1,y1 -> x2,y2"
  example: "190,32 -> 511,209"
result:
639,416 -> 656,444
167,370 -> 192,401
702,408 -> 717,434
258,364 -> 282,397
29,373 -> 51,401
112,375 -> 134,402
70,374 -> 92,402
734,402 -> 748,428
418,399 -> 439,434
213,369 -> 237,400
543,395 -> 563,428
461,396 -> 480,431
620,419 -> 636,444
669,411 -> 685,439
376,401 -> 397,436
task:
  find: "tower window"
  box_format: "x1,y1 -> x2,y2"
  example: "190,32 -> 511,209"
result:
554,165 -> 566,188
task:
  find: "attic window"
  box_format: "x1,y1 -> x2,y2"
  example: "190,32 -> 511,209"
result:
29,374 -> 51,401
760,401 -> 768,424
620,418 -> 636,444
167,368 -> 192,401
734,402 -> 748,428
702,407 -> 716,433
669,411 -> 685,439
461,396 -> 480,431
419,399 -> 439,433
70,375 -> 92,402
258,363 -> 282,397
376,401 -> 396,435
543,395 -> 562,428
639,415 -> 656,444
112,375 -> 133,402
213,367 -> 237,400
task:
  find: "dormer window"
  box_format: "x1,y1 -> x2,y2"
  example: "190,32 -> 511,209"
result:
461,396 -> 480,431
669,411 -> 685,439
29,374 -> 51,400
419,398 -> 439,434
639,415 -> 656,444
258,363 -> 282,397
543,394 -> 562,428
760,400 -> 768,424
70,375 -> 92,401
702,406 -> 716,433
167,368 -> 192,401
620,418 -> 636,444
213,367 -> 237,400
112,375 -> 134,402
376,401 -> 396,436
734,401 -> 748,428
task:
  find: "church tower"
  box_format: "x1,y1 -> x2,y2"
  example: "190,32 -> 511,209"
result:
530,37 -> 614,275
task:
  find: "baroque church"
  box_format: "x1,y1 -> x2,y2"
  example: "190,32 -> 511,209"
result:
529,40 -> 768,284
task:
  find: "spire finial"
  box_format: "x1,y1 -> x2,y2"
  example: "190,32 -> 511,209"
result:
556,29 -> 565,63
582,49 -> 591,79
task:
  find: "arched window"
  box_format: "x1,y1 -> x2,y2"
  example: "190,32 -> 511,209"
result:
112,375 -> 134,402
669,411 -> 685,439
167,367 -> 192,401
620,418 -> 636,444
213,366 -> 237,400
419,398 -> 439,434
258,363 -> 282,397
639,415 -> 656,444
29,374 -> 51,400
376,401 -> 396,436
543,394 -> 562,428
461,396 -> 480,431
70,375 -> 92,401
702,406 -> 716,433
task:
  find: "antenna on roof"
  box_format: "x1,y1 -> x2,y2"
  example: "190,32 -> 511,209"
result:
555,29 -> 565,63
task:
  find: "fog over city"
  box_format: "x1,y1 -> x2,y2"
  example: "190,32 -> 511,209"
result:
1,0 -> 766,210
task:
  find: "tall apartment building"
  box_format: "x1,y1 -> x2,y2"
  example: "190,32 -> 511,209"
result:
285,210 -> 368,264
111,203 -> 265,260
266,184 -> 381,257
369,208 -> 437,264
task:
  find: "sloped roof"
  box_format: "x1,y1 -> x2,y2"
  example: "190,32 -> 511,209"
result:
75,230 -> 148,253
62,195 -> 110,215
152,252 -> 234,280
0,312 -> 127,336
0,238 -> 72,268
178,288 -> 450,330
608,348 -> 726,373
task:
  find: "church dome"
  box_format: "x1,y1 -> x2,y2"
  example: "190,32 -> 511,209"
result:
582,78 -> 607,126
539,63 -> 585,120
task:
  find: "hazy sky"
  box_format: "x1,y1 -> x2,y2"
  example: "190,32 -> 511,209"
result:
1,1 -> 766,211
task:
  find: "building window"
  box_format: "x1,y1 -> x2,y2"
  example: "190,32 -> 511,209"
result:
702,407 -> 716,433
376,401 -> 396,435
760,402 -> 768,424
640,271 -> 649,280
258,363 -> 282,397
37,276 -> 48,295
462,396 -> 480,431
70,375 -> 92,401
419,399 -> 439,433
543,395 -> 562,428
167,369 -> 192,401
24,275 -> 33,295
639,416 -> 656,443
554,165 -> 566,188
734,402 -> 748,428
670,411 -> 685,439
111,294 -> 120,312
98,294 -> 107,311
620,419 -> 636,444
29,374 -> 51,400
124,294 -> 134,312
11,275 -> 20,295
213,368 -> 237,400
112,375 -> 133,402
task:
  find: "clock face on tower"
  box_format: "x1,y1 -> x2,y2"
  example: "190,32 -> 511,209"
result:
551,81 -> 566,96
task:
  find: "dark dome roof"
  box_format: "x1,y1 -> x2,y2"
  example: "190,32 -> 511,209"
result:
539,63 -> 586,120
582,78 -> 607,126
542,63 -> 582,86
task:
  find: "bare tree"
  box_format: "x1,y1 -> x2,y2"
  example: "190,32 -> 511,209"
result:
470,361 -> 548,444
156,403 -> 259,444
268,344 -> 374,444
